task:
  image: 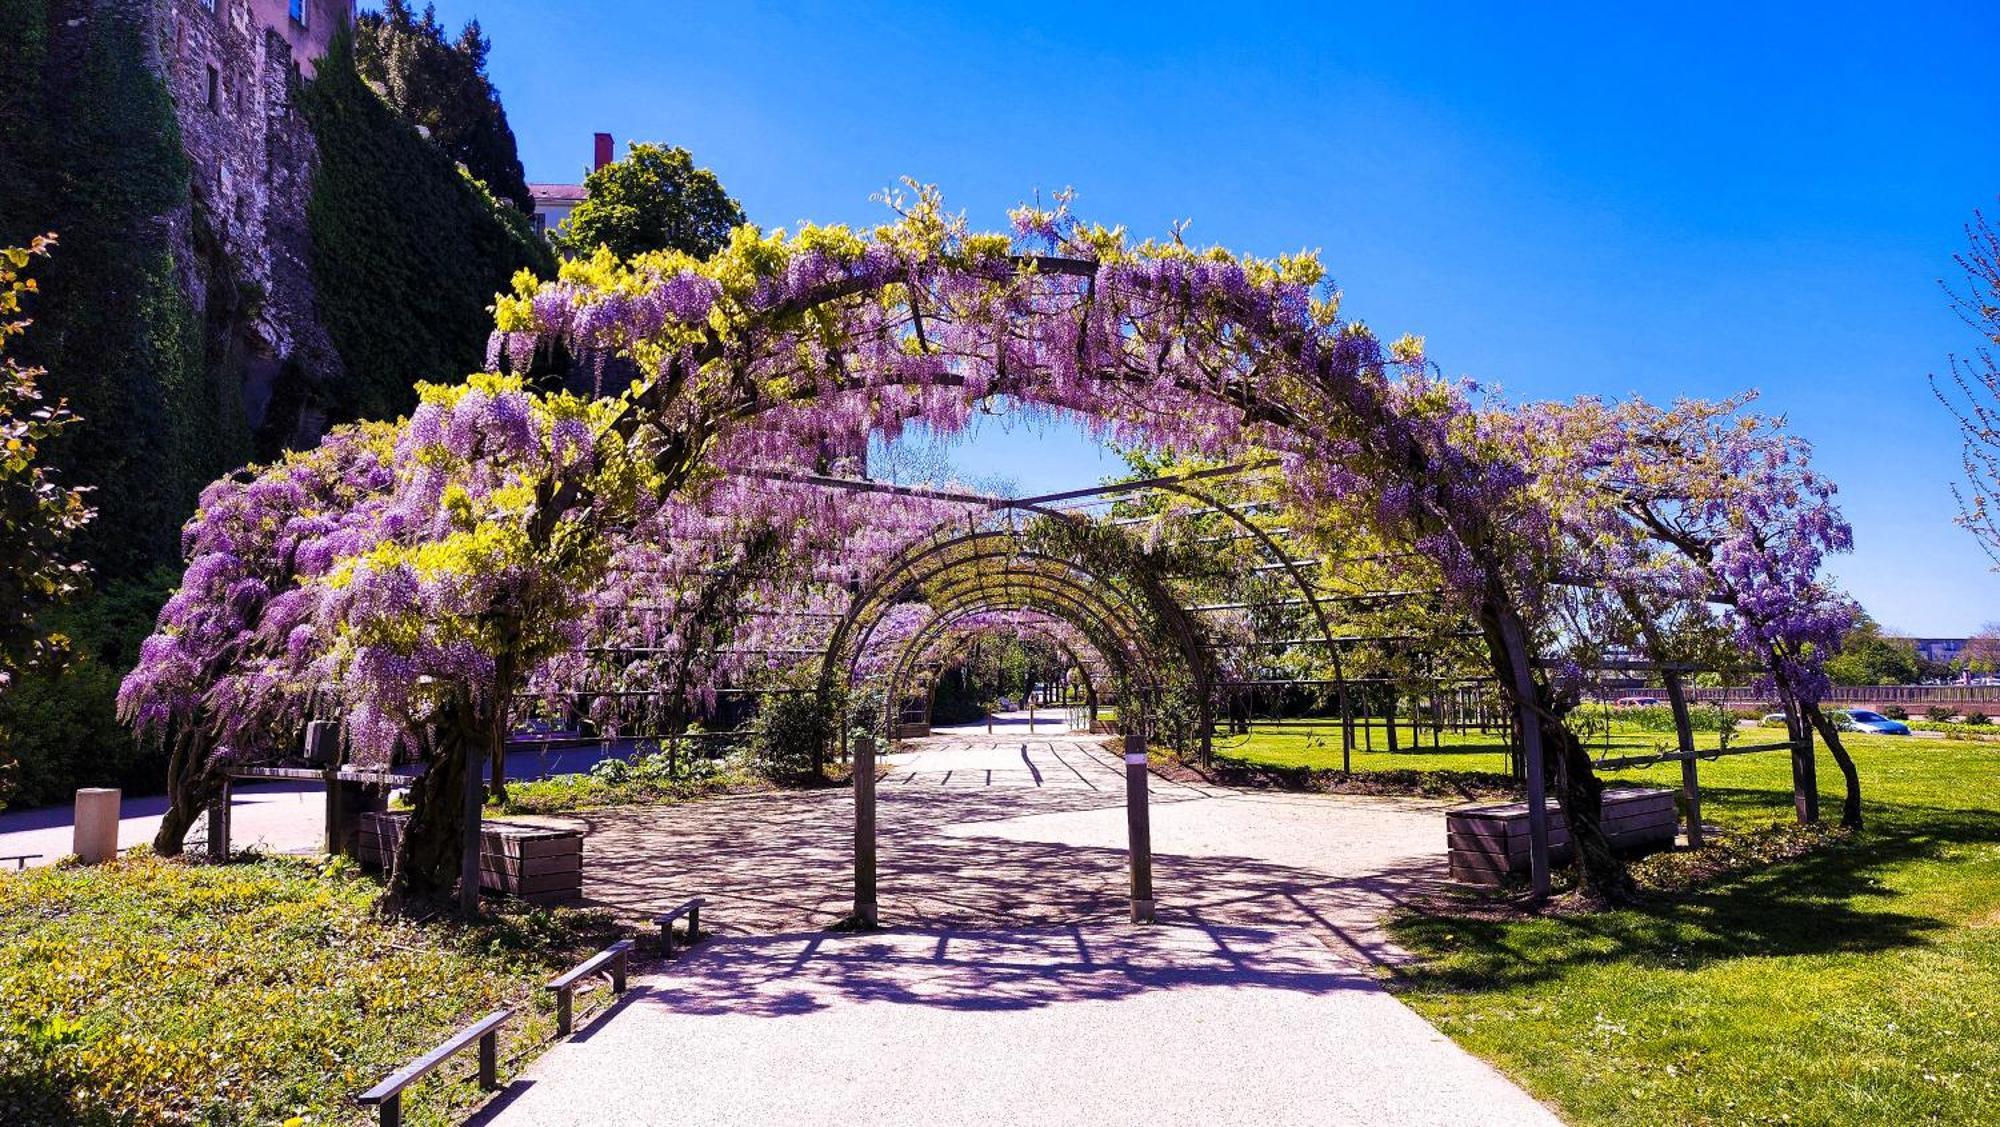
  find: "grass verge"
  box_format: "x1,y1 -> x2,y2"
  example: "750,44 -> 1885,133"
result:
0,853 -> 621,1126
1386,730 -> 2000,1126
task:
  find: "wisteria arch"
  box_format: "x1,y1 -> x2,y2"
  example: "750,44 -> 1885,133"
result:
126,187 -> 1863,910
821,523 -> 1212,748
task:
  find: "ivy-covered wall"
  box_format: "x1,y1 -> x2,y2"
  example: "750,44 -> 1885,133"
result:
298,30 -> 555,424
0,0 -> 241,580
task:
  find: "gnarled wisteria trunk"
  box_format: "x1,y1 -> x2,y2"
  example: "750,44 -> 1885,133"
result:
152,729 -> 224,857
1483,596 -> 1631,903
390,715 -> 472,906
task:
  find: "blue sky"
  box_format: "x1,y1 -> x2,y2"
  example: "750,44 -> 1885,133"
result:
411,1 -> 1998,633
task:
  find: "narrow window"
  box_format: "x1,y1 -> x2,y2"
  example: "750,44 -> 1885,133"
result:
205,64 -> 220,111
289,0 -> 307,27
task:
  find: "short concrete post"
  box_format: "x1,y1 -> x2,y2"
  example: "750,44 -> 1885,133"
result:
1123,734 -> 1155,923
74,788 -> 121,864
854,734 -> 878,927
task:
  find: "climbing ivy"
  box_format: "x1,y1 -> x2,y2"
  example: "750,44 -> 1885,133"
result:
299,29 -> 555,426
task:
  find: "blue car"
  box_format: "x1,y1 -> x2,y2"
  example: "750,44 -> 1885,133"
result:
1835,709 -> 1911,736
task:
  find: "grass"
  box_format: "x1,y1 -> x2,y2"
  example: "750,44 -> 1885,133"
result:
1372,727 -> 2000,1126
0,852 -> 622,1126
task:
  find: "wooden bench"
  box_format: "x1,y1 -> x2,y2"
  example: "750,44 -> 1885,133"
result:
1447,786 -> 1678,886
1,853 -> 41,871
357,1007 -> 511,1127
546,939 -> 633,1037
654,898 -> 704,957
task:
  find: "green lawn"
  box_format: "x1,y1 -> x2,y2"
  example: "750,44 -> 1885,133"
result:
0,854 -> 620,1126
1373,727 -> 2000,1126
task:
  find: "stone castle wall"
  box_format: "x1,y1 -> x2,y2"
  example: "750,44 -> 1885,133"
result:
147,0 -> 351,441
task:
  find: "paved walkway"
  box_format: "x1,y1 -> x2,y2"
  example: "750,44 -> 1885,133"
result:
476,925 -> 1558,1127
488,716 -> 1560,1126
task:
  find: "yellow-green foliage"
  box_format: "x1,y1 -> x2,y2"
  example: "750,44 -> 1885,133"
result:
0,854 -> 617,1125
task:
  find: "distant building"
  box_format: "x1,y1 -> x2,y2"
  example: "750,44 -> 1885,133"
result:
1914,638 -> 1968,666
529,132 -> 614,238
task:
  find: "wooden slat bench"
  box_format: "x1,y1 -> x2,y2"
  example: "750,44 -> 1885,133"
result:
654,897 -> 704,957
357,814 -> 583,905
1447,786 -> 1678,886
546,939 -> 633,1037
358,1007 -> 511,1127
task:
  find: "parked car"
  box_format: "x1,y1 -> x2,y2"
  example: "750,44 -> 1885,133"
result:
1759,709 -> 1910,735
1835,709 -> 1911,736
1614,695 -> 1665,707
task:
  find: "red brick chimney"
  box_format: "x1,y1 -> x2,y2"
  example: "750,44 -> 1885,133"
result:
594,133 -> 614,171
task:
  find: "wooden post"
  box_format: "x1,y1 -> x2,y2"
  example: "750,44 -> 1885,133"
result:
1661,670 -> 1704,849
853,733 -> 878,927
206,779 -> 231,863
1495,615 -> 1551,901
1123,732 -> 1155,923
459,749 -> 483,918
477,1025 -> 498,1088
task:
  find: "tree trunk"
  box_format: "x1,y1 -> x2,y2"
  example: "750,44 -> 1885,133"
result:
390,715 -> 471,907
1803,702 -> 1864,828
1537,709 -> 1633,901
1484,596 -> 1632,903
152,730 -> 219,857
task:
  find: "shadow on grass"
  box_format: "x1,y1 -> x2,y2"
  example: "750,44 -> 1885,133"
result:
1393,794 -> 2000,993
0,1072 -> 103,1127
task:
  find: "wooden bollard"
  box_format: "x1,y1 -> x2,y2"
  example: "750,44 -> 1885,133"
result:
1123,735 -> 1154,923
853,734 -> 878,926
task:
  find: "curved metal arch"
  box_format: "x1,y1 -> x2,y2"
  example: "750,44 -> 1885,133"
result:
885,603 -> 1125,700
867,576 -> 1164,745
881,595 -> 1129,692
825,530 -> 1176,691
869,577 -> 1157,702
877,563 -> 1168,687
1146,477 -> 1354,755
887,614 -> 1108,732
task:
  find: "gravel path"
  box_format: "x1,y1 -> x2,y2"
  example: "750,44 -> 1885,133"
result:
486,717 -> 1560,1125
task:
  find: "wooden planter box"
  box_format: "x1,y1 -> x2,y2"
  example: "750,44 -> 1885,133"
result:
358,814 -> 583,905
1447,786 -> 1677,886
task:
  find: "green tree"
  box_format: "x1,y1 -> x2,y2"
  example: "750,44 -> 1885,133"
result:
355,0 -> 532,212
554,142 -> 745,261
1824,616 -> 1923,686
0,238 -> 91,676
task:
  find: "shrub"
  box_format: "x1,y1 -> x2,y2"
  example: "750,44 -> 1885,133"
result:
1617,704 -> 1735,734
1881,705 -> 1910,720
1927,706 -> 1956,722
1966,712 -> 1991,727
752,692 -> 831,782
0,571 -> 175,810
